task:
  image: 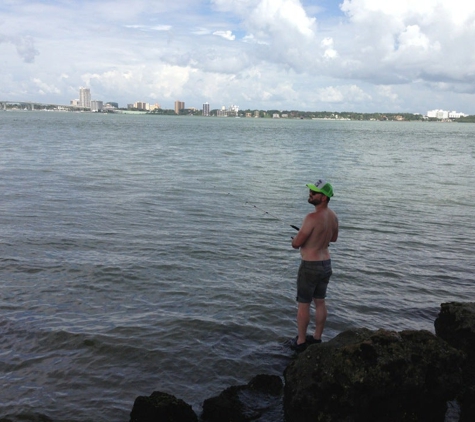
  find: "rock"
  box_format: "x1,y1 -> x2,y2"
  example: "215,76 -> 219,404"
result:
283,328 -> 464,422
459,384 -> 475,422
435,302 -> 475,422
435,302 -> 475,358
129,391 -> 198,422
201,374 -> 283,422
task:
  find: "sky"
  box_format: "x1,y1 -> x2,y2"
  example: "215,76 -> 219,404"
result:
1,0 -> 475,114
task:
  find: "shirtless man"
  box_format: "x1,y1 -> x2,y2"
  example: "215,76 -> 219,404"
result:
291,180 -> 339,351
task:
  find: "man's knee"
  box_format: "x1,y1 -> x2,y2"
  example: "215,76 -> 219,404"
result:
297,302 -> 311,314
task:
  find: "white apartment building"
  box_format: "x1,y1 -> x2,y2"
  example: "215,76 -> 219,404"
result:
91,100 -> 103,112
134,101 -> 150,110
203,102 -> 210,116
79,87 -> 91,108
427,109 -> 467,119
448,111 -> 467,119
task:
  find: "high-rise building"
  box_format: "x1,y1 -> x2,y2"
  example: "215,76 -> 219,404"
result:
174,100 -> 185,114
79,87 -> 91,108
91,100 -> 103,112
134,101 -> 150,110
203,102 -> 210,116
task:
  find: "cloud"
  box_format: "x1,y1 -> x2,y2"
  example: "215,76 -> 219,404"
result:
317,85 -> 372,104
2,0 -> 475,113
211,0 -> 318,71
125,24 -> 172,31
321,37 -> 338,59
32,78 -> 61,95
213,30 -> 236,40
79,65 -> 195,101
192,27 -> 212,35
242,34 -> 269,45
0,34 -> 39,63
377,85 -> 399,101
337,0 -> 475,84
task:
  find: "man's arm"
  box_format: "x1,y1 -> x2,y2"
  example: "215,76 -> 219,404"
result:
330,216 -> 339,243
291,214 -> 313,249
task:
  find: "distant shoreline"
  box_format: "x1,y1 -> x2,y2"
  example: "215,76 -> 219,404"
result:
2,107 -> 475,122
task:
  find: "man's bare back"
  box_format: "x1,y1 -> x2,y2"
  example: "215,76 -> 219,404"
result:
291,193 -> 338,261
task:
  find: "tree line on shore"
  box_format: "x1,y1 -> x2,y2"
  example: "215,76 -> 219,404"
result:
149,108 -> 475,121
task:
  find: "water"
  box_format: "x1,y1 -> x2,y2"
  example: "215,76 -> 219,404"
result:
0,112 -> 474,421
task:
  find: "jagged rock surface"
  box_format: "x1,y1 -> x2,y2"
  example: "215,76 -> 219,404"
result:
283,328 -> 465,422
129,390 -> 198,422
435,302 -> 475,422
201,374 -> 283,422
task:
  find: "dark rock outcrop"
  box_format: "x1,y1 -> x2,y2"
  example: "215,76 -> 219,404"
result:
130,391 -> 198,422
435,302 -> 475,422
201,374 -> 283,422
435,302 -> 475,358
283,328 -> 465,422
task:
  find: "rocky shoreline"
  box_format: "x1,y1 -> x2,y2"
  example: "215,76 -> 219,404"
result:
129,302 -> 475,422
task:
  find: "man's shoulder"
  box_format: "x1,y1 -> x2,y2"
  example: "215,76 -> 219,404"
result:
305,210 -> 325,224
307,206 -> 330,217
306,208 -> 337,223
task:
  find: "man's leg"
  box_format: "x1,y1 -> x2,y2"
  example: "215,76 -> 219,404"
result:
313,298 -> 327,340
297,302 -> 311,345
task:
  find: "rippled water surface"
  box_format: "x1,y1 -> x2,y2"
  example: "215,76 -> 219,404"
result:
1,112 -> 474,421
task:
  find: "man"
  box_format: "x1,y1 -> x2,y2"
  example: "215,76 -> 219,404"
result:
290,179 -> 339,352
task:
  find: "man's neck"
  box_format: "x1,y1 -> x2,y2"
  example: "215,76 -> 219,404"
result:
314,202 -> 328,212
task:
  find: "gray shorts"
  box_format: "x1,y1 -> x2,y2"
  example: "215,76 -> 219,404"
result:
296,260 -> 332,303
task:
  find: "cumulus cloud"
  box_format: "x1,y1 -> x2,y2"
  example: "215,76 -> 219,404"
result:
317,85 -> 372,104
377,85 -> 399,102
2,0 -> 475,113
245,0 -> 317,39
0,34 -> 39,63
212,0 -> 318,71
79,64 -> 196,101
321,37 -> 338,59
338,0 -> 475,84
242,34 -> 269,45
213,30 -> 236,41
32,78 -> 61,95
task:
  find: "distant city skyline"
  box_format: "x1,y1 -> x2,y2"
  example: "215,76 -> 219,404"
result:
4,86 -> 472,119
2,95 -> 470,121
70,87 -> 469,118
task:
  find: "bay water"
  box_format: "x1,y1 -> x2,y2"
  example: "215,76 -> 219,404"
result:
0,111 -> 474,421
